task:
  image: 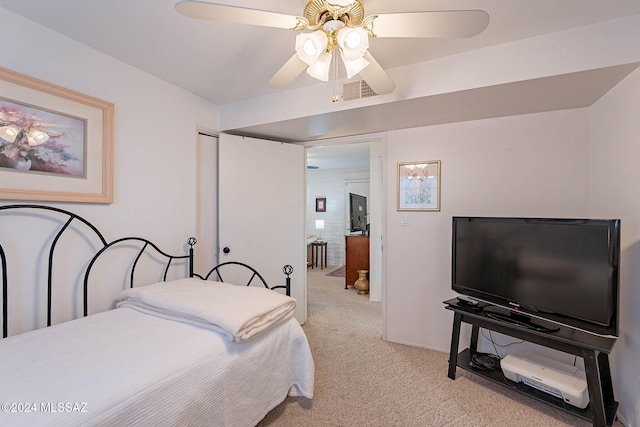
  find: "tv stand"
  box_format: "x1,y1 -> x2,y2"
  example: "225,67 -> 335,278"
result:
444,299 -> 618,427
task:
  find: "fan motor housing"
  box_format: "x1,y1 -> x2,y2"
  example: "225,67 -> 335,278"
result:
304,0 -> 365,28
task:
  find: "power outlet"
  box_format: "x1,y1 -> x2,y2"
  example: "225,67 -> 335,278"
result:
402,214 -> 410,227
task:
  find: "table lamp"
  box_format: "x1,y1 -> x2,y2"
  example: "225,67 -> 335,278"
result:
315,219 -> 325,241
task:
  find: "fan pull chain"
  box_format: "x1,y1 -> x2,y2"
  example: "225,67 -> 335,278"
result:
331,49 -> 340,102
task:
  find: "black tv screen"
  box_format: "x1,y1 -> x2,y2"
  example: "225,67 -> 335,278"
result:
452,217 -> 620,336
349,193 -> 367,232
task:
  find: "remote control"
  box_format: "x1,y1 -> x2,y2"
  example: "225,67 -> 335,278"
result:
457,295 -> 479,306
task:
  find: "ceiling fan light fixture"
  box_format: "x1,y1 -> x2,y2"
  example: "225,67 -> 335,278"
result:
307,51 -> 332,81
345,31 -> 361,48
322,19 -> 345,33
337,27 -> 368,60
176,1 -> 490,96
295,30 -> 328,65
303,40 -> 317,56
341,53 -> 369,79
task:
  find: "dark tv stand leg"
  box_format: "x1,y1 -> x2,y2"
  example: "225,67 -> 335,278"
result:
448,314 -> 480,380
470,324 -> 480,353
448,313 -> 462,379
582,349 -> 615,427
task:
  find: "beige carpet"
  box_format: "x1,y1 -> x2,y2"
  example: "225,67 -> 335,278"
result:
258,267 -> 617,427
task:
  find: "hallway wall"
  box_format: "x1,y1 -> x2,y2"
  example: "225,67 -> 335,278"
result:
307,168 -> 370,267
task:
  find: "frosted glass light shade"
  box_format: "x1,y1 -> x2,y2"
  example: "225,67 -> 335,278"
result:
336,27 -> 368,60
341,53 -> 369,78
295,30 -> 328,66
307,51 -> 332,81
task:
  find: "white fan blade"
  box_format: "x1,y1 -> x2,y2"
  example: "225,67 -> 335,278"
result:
176,0 -> 302,30
358,51 -> 396,95
268,54 -> 308,89
368,10 -> 490,38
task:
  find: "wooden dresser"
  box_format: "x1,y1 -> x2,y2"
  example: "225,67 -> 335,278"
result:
344,235 -> 369,289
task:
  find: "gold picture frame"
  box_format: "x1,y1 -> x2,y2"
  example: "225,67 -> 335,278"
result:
0,66 -> 114,203
397,160 -> 441,211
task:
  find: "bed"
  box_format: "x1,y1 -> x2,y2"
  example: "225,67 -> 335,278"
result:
0,205 -> 314,426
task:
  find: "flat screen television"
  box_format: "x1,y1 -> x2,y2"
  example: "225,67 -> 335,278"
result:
349,193 -> 367,233
451,217 -> 620,337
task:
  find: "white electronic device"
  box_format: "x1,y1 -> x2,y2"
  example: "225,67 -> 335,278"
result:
500,352 -> 589,409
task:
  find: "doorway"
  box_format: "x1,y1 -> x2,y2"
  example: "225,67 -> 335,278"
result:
304,136 -> 385,309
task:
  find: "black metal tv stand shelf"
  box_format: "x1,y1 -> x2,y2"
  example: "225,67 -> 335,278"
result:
444,298 -> 618,427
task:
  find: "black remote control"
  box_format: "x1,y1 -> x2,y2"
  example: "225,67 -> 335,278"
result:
457,296 -> 479,306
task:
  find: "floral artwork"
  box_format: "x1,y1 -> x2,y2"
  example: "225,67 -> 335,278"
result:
0,66 -> 113,203
397,161 -> 441,211
0,98 -> 86,177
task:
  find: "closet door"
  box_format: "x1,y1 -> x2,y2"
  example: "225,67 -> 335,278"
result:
218,133 -> 306,323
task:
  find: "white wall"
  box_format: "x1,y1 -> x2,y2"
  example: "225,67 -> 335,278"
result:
0,9 -> 219,332
384,109 -> 590,350
0,8 -> 219,247
306,168 -> 370,267
588,68 -> 640,427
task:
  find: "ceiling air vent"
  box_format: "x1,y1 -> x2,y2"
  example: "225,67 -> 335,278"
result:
342,80 -> 378,102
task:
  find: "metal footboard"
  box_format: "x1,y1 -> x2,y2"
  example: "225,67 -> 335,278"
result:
197,262 -> 293,296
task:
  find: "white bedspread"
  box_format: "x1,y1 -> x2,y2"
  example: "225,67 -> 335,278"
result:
117,278 -> 296,342
0,307 -> 314,426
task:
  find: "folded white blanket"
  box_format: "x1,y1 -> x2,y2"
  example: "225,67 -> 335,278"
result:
116,278 -> 296,342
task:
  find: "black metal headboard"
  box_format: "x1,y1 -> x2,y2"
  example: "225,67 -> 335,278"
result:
83,236 -> 196,317
0,204 -> 195,338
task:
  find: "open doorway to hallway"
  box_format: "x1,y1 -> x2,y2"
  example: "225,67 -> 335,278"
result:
305,139 -> 384,310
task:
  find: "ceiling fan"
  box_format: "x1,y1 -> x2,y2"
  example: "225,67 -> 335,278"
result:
175,1 -> 490,97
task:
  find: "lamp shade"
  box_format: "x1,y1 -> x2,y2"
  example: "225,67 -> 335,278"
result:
295,30 -> 328,66
341,52 -> 369,78
306,51 -> 332,81
315,219 -> 325,230
336,27 -> 368,61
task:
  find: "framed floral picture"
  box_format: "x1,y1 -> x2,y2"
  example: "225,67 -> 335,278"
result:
315,197 -> 326,212
397,160 -> 441,211
0,66 -> 114,203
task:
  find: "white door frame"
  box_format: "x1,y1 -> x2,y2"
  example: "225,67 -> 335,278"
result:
301,132 -> 387,339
